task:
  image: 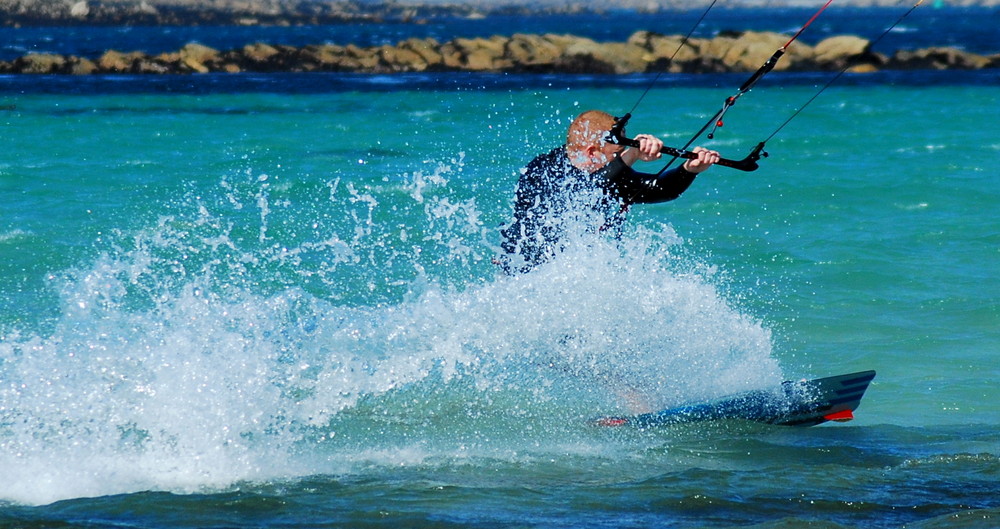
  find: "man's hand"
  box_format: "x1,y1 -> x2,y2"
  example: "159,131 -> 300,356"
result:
618,133 -> 665,166
633,134 -> 664,162
682,146 -> 721,173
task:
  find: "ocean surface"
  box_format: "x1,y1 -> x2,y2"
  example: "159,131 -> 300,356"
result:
2,7 -> 999,529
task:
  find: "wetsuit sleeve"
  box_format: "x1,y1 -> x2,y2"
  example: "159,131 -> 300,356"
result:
599,156 -> 698,205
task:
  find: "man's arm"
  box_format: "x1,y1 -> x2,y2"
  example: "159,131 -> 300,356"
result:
601,158 -> 699,204
620,135 -> 720,174
608,139 -> 719,204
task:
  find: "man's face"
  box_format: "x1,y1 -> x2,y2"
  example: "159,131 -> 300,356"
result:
566,114 -> 624,172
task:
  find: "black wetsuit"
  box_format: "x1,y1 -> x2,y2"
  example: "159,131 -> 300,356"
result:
499,146 -> 698,274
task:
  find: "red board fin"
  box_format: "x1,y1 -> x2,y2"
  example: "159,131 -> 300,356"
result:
823,410 -> 854,422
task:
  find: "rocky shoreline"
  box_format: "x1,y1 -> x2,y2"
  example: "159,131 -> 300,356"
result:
2,30 -> 997,75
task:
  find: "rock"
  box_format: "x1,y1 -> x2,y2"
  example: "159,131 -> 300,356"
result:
2,31 -> 995,76
441,36 -> 509,71
605,42 -> 648,73
398,38 -> 443,70
242,42 -> 281,63
342,44 -> 380,71
814,35 -> 870,62
719,31 -> 796,72
782,35 -> 816,66
698,33 -> 738,65
69,57 -> 98,75
231,42 -> 283,71
12,53 -> 67,74
890,47 -> 991,70
812,35 -> 871,69
542,33 -> 588,51
178,43 -> 219,73
295,44 -> 346,71
229,42 -> 302,72
437,41 -> 462,70
556,36 -> 648,74
535,36 -> 623,74
552,53 -> 617,74
133,55 -> 173,74
505,33 -> 564,70
679,55 -> 730,74
379,44 -> 428,72
97,50 -> 148,72
628,31 -> 702,72
466,47 -> 501,70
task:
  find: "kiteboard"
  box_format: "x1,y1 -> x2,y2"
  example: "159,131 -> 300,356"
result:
594,370 -> 876,428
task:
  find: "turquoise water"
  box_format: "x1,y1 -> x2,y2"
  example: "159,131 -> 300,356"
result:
1,72 -> 998,527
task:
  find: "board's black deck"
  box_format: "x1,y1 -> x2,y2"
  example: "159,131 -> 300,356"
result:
596,370 -> 876,428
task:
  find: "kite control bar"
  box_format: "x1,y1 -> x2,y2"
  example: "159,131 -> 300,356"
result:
611,135 -> 768,173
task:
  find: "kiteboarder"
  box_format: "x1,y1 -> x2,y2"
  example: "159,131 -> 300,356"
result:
497,109 -> 719,274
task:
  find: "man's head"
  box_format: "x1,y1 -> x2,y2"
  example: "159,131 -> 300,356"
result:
566,110 -> 626,173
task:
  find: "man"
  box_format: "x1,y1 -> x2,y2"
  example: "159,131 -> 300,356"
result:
498,109 -> 720,274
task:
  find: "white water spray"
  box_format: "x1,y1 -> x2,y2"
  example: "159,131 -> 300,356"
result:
0,157 -> 780,505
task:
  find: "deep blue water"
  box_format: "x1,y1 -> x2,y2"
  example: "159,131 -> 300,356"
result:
1,69 -> 997,98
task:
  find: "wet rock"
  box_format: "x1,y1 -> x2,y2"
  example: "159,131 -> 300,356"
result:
505,33 -> 564,71
814,35 -> 870,62
628,31 -> 701,72
134,54 -> 174,74
229,43 -> 285,72
702,31 -> 808,71
398,38 -> 444,70
68,57 -> 97,74
12,53 -> 67,74
552,52 -> 617,74
294,44 -> 346,71
96,50 -> 149,72
721,31 -> 800,72
242,42 -> 282,64
178,42 -> 220,73
2,30 -> 996,76
600,42 -> 648,73
890,47 -> 991,70
811,35 -> 877,70
340,44 -> 380,71
440,36 -> 510,71
560,37 -> 617,72
379,44 -> 429,72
